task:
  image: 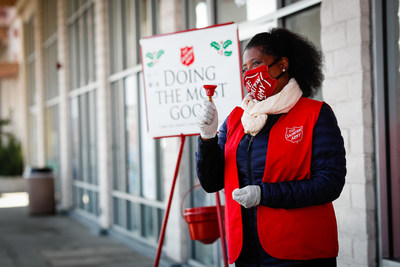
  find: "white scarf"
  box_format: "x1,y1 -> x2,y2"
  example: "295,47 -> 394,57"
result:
241,78 -> 303,136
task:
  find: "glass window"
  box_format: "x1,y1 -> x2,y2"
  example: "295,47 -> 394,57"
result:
282,0 -> 304,6
127,201 -> 140,231
109,0 -> 140,73
45,106 -> 60,195
68,1 -> 95,90
68,0 -> 98,218
158,0 -> 184,34
25,16 -> 37,166
70,97 -> 81,181
218,0 -> 277,24
86,5 -> 96,83
42,0 -> 59,101
26,60 -> 36,106
379,0 -> 400,260
123,0 -> 136,68
70,91 -> 98,216
283,6 -> 321,49
42,0 -> 60,198
125,75 -> 140,195
67,0 -> 80,17
140,0 -> 149,37
42,0 -> 57,40
77,91 -> 98,185
283,5 -> 323,100
187,0 -> 208,29
111,80 -> 126,191
188,137 -> 220,265
109,0 -> 165,245
108,0 -> 124,74
28,113 -> 38,166
44,41 -> 58,100
113,197 -> 127,228
87,90 -> 98,185
139,91 -> 157,199
68,23 -> 80,90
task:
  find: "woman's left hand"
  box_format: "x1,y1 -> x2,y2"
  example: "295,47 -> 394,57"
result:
232,185 -> 261,208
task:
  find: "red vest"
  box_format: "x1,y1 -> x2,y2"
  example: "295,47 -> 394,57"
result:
224,98 -> 338,264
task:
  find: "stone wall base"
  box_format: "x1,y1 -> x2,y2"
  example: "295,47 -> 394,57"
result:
0,177 -> 26,193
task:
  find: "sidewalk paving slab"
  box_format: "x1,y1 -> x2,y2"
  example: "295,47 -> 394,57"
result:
0,193 -> 155,267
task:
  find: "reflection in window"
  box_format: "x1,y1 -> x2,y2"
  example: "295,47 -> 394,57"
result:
219,0 -> 277,24
25,16 -> 37,166
140,75 -> 158,200
284,6 -> 322,101
125,75 -> 140,195
70,91 -> 98,216
187,0 -> 208,29
284,6 -> 321,49
247,0 -> 276,20
282,0 -> 304,6
196,2 -> 208,28
111,81 -> 125,191
28,113 -> 38,166
380,0 -> 400,259
141,0 -> 148,36
45,106 -> 60,197
68,2 -> 95,89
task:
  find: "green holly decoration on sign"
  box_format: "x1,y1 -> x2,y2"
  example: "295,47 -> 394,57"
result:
145,49 -> 165,67
210,40 -> 233,56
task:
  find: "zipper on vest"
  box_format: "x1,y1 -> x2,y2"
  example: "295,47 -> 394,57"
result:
247,135 -> 255,185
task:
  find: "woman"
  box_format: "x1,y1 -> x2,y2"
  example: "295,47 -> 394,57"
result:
196,28 -> 346,266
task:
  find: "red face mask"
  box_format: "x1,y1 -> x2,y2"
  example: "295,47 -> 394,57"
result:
243,64 -> 279,101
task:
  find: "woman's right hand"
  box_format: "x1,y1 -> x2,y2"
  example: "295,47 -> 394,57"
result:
197,100 -> 218,140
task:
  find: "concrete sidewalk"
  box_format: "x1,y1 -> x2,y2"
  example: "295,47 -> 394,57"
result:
0,192 -> 154,267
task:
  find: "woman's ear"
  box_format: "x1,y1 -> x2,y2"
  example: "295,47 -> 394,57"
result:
280,57 -> 289,71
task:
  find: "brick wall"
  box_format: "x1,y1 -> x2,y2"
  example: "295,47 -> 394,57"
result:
321,0 -> 376,266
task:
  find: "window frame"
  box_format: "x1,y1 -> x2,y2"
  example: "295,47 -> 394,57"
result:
373,0 -> 400,264
108,0 -> 165,246
67,0 -> 100,220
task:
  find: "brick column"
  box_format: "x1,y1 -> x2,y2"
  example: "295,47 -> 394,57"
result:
33,0 -> 46,167
94,0 -> 112,230
320,0 -> 376,266
57,0 -> 72,211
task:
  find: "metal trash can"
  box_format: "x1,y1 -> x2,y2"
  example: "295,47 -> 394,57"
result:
24,166 -> 55,215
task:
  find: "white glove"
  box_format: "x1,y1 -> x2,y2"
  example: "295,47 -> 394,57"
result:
197,100 -> 218,139
232,185 -> 261,209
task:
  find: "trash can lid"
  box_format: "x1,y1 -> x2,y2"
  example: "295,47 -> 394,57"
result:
23,166 -> 53,178
29,167 -> 52,173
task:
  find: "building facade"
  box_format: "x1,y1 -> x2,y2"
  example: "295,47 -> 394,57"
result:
0,0 -> 399,266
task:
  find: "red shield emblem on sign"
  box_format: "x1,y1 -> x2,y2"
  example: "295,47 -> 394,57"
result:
285,126 -> 303,143
180,46 -> 194,66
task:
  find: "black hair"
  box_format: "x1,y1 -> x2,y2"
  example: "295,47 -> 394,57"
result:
245,28 -> 324,97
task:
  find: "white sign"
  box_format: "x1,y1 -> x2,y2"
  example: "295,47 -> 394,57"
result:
140,23 -> 243,138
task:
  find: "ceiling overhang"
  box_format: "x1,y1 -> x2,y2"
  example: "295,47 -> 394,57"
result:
0,0 -> 17,7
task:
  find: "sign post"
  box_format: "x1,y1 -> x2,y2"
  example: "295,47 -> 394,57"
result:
140,23 -> 243,267
154,134 -> 186,267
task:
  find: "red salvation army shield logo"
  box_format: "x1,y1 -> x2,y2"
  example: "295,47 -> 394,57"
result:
180,46 -> 194,66
285,126 -> 303,143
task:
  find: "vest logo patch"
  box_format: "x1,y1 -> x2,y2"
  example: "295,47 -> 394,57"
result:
285,126 -> 303,143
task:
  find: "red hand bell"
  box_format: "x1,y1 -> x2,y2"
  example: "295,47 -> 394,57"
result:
203,84 -> 217,102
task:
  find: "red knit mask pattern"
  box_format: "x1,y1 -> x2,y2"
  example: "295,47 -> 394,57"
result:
243,65 -> 278,101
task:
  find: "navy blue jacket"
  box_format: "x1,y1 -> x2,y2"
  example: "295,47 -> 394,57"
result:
195,102 -> 346,266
